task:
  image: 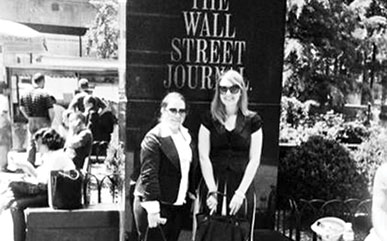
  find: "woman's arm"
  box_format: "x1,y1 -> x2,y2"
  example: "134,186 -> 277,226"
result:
198,125 -> 217,192
13,158 -> 38,178
229,128 -> 263,215
138,133 -> 167,227
237,128 -> 263,194
372,164 -> 387,241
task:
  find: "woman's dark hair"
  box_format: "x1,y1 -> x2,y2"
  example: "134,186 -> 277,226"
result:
84,95 -> 98,109
34,128 -> 65,150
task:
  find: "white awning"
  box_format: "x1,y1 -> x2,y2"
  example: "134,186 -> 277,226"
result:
0,19 -> 47,53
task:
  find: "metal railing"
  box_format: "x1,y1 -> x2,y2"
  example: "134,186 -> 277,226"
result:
83,172 -> 123,204
275,197 -> 372,241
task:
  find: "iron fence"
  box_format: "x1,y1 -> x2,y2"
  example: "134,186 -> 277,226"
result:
275,197 -> 372,241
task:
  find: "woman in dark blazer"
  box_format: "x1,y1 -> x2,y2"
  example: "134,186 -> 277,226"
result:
134,92 -> 198,241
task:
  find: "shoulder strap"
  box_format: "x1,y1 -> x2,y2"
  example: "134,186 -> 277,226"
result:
144,226 -> 167,241
250,193 -> 257,241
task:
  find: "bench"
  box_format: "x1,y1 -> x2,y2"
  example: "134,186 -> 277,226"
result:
24,156 -> 122,241
26,203 -> 121,241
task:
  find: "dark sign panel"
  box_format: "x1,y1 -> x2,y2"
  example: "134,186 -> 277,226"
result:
126,0 -> 285,167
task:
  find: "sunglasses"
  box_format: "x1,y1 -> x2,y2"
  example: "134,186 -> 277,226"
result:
219,85 -> 241,94
167,108 -> 187,115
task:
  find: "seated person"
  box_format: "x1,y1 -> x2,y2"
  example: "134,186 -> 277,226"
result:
64,111 -> 93,169
5,128 -> 75,241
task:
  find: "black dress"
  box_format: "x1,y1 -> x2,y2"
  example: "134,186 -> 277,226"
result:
200,111 -> 263,220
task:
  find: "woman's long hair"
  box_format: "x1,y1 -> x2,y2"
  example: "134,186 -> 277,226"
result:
210,69 -> 254,123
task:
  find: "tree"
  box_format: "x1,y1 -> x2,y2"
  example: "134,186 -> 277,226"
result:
283,0 -> 387,110
86,0 -> 119,59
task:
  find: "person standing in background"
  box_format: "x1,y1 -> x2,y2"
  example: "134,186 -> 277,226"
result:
50,96 -> 67,138
67,78 -> 92,113
20,73 -> 55,166
0,108 -> 11,171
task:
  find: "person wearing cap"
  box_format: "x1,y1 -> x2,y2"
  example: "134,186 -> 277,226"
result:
20,73 -> 55,166
67,78 -> 107,113
67,78 -> 92,113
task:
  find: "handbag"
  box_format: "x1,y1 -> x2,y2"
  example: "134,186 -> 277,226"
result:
194,185 -> 257,241
144,226 -> 167,241
195,213 -> 250,241
49,169 -> 83,209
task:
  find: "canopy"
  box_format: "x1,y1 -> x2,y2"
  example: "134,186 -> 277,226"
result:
0,19 -> 46,53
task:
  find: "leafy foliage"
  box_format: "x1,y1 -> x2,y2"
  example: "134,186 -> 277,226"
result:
352,126 -> 387,193
105,141 -> 125,200
278,135 -> 369,201
279,96 -> 370,144
86,0 -> 119,59
284,0 -> 387,108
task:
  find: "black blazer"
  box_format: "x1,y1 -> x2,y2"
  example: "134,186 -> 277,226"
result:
135,123 -> 199,204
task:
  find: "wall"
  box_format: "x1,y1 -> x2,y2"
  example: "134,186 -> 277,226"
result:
125,0 -> 286,233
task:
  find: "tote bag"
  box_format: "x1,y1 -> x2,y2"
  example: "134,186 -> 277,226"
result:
194,186 -> 257,241
195,213 -> 250,241
49,169 -> 83,209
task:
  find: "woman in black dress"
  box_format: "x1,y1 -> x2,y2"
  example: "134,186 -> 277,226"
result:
198,69 -> 263,222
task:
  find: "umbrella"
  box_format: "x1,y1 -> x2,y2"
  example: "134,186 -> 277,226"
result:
0,19 -> 47,53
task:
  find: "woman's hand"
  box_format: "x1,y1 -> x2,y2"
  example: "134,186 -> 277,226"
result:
229,192 -> 245,215
147,212 -> 167,228
206,193 -> 218,215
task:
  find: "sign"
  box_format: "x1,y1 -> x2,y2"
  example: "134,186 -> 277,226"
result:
126,0 -> 285,149
163,0 -> 247,90
125,0 -> 286,231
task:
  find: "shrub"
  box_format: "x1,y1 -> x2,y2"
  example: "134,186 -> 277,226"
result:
352,126 -> 387,193
280,96 -> 309,128
277,136 -> 369,203
280,96 -> 370,145
336,121 -> 370,144
105,142 -> 125,202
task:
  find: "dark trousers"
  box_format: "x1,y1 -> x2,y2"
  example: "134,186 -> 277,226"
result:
10,194 -> 48,241
133,196 -> 184,241
26,117 -> 50,165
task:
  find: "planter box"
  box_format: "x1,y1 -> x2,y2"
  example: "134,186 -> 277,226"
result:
26,203 -> 120,241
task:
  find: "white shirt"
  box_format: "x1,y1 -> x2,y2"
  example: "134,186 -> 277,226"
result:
171,129 -> 192,205
35,149 -> 75,184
